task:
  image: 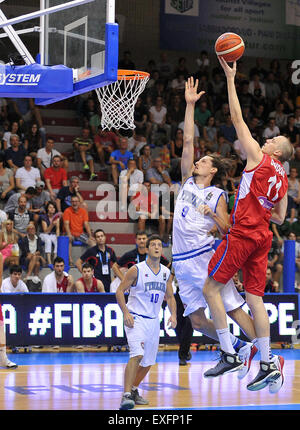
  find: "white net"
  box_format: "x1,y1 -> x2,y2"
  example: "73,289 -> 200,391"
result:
95,70 -> 150,130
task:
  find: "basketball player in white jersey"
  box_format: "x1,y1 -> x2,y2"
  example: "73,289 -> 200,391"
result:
172,76 -> 259,377
116,235 -> 176,410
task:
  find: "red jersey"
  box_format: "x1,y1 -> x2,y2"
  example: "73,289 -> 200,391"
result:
57,275 -> 69,292
78,276 -> 98,292
44,167 -> 67,189
230,154 -> 288,234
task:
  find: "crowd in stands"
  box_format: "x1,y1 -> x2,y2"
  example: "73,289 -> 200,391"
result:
0,50 -> 299,295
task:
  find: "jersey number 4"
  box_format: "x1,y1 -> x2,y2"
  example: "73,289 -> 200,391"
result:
267,175 -> 282,202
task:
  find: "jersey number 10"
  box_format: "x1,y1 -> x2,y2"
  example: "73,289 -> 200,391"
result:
150,293 -> 159,303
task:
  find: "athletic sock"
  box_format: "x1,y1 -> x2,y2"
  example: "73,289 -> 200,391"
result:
216,328 -> 236,354
0,346 -> 7,364
131,386 -> 138,391
257,337 -> 272,362
230,333 -> 247,352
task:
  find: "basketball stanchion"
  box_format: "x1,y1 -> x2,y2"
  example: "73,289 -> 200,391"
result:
57,236 -> 70,272
283,240 -> 296,293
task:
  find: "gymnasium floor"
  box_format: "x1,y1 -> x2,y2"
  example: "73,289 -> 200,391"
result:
0,346 -> 299,411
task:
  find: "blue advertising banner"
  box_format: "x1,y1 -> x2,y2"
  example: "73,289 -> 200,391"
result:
160,0 -> 300,59
1,293 -> 299,346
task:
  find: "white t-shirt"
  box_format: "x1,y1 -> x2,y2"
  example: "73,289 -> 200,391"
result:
15,167 -> 40,188
1,277 -> 28,292
233,139 -> 247,161
149,105 -> 167,125
262,126 -> 280,139
120,168 -> 144,188
178,121 -> 200,138
37,148 -> 61,169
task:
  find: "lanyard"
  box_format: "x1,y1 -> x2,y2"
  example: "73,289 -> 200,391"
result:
99,251 -> 109,265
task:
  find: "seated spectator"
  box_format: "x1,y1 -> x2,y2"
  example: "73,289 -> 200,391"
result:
170,72 -> 186,92
203,116 -> 218,146
265,72 -> 281,107
73,128 -> 97,181
269,102 -> 287,130
233,139 -> 247,166
214,103 -> 230,126
238,80 -> 254,110
36,136 -> 68,178
262,118 -> 280,140
119,158 -> 144,211
132,181 -> 159,230
4,186 -> 36,213
127,130 -> 147,158
282,115 -> 300,147
75,262 -> 105,293
63,195 -> 96,266
44,155 -> 68,201
194,100 -> 211,129
0,219 -> 21,267
194,138 -> 207,160
149,96 -> 171,142
94,126 -> 119,168
265,267 -> 279,293
170,128 -> 183,161
280,90 -> 294,114
19,223 -> 45,283
109,137 -> 133,189
31,181 -> 50,216
42,256 -> 74,292
177,120 -> 200,145
134,98 -> 152,140
289,147 -> 300,178
56,176 -> 87,213
15,155 -> 41,192
287,167 -> 300,223
167,94 -> 185,135
210,135 -> 232,158
286,232 -> 300,272
75,229 -> 117,293
248,73 -> 266,105
0,153 -> 15,202
23,123 -> 42,163
267,238 -> 283,285
145,157 -> 172,186
40,201 -> 61,266
1,264 -> 28,292
159,191 -> 174,247
137,144 -> 152,176
160,139 -> 171,171
3,121 -> 21,149
219,114 -> 237,144
7,194 -> 35,237
4,134 -> 27,174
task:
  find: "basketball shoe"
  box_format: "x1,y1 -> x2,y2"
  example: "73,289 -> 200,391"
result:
0,358 -> 18,369
247,359 -> 281,391
119,393 -> 135,410
237,343 -> 258,380
204,350 -> 243,378
268,355 -> 284,394
131,388 -> 149,405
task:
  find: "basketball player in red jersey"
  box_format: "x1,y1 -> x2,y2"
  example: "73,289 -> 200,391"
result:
75,263 -> 105,293
203,57 -> 293,393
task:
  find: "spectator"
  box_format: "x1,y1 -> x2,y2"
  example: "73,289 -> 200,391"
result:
75,229 -> 117,293
170,128 -> 183,161
194,100 -> 211,129
8,195 -> 35,236
174,56 -> 189,79
19,223 -> 45,283
195,50 -> 210,77
137,144 -> 152,176
210,135 -> 232,158
0,153 -> 15,203
250,58 -> 268,81
167,94 -> 185,139
295,107 -> 300,130
287,167 -> 300,223
112,231 -> 170,282
170,72 -> 186,92
127,130 -> 147,158
262,118 -> 280,140
289,147 -> 300,177
232,272 -> 244,293
63,195 -> 96,266
269,102 -> 287,130
159,191 -> 174,247
280,91 -> 294,114
248,73 -> 266,104
214,103 -> 230,126
15,155 -> 41,192
233,139 -> 247,166
203,116 -> 218,146
286,232 -> 300,272
0,219 -> 21,267
265,267 -> 279,293
5,134 -> 27,174
177,120 -> 200,145
210,72 -> 226,110
40,201 -> 61,266
265,72 -> 281,107
3,121 -> 21,149
44,155 -> 68,201
94,126 -> 119,169
238,80 -> 254,110
42,256 -> 74,292
75,262 -> 105,293
36,136 -> 68,178
118,50 -> 135,70
4,186 -> 36,214
109,137 -> 133,189
56,176 -> 87,213
219,114 -> 237,144
145,157 -> 172,186
119,159 -> 144,210
282,115 -> 300,147
267,238 -> 283,285
149,96 -> 171,142
157,52 -> 173,82
1,265 -> 28,292
31,181 -> 50,216
133,182 -> 159,232
73,128 -> 97,181
23,123 -> 42,162
160,138 -> 171,171
134,97 -> 151,139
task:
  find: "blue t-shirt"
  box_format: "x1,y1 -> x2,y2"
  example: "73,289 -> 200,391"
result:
111,150 -> 133,172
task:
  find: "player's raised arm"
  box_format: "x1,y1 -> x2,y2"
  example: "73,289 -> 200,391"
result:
218,57 -> 262,167
181,77 -> 205,182
115,265 -> 138,328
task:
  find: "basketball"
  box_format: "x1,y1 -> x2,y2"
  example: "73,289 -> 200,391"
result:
215,32 -> 245,62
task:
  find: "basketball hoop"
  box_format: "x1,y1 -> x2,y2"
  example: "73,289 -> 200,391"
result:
95,69 -> 150,130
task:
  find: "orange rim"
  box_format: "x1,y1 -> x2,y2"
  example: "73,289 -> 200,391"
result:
117,69 -> 150,80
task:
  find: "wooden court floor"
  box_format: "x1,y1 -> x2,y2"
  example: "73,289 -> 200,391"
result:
0,348 -> 299,411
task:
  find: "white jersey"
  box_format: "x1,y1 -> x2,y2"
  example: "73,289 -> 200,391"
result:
127,260 -> 170,319
172,177 -> 227,258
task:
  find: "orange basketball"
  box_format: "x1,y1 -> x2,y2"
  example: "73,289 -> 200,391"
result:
215,33 -> 245,62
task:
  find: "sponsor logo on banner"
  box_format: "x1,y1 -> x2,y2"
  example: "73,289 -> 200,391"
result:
165,0 -> 199,16
0,73 -> 41,86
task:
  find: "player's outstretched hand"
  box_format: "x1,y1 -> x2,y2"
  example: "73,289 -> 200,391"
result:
185,76 -> 205,105
168,315 -> 177,329
218,56 -> 237,79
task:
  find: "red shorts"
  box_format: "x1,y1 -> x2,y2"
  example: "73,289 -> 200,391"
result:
0,303 -> 3,322
208,229 -> 273,296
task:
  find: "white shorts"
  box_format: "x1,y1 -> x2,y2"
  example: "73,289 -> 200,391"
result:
172,249 -> 244,317
124,314 -> 160,367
